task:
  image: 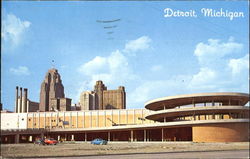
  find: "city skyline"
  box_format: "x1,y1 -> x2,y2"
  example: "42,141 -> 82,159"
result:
2,1 -> 249,111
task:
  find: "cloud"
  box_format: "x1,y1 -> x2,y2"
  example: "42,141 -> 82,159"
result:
9,66 -> 30,76
189,67 -> 217,89
74,36 -> 154,104
74,37 -> 247,108
78,50 -> 130,80
78,56 -> 108,76
128,75 -> 192,107
77,50 -> 137,99
228,54 -> 249,75
150,65 -> 163,72
2,13 -> 31,48
187,37 -> 247,91
194,37 -> 243,66
124,36 -> 152,53
129,37 -> 248,107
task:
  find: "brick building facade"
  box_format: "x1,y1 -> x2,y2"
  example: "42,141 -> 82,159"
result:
80,81 -> 126,110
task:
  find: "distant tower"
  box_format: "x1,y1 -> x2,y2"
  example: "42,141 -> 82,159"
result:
94,80 -> 107,110
91,80 -> 126,110
80,91 -> 96,110
39,68 -> 65,111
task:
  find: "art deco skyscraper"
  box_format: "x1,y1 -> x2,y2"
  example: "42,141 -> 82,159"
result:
94,80 -> 107,110
39,68 -> 65,111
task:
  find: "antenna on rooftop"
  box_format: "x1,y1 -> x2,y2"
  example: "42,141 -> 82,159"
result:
52,60 -> 55,68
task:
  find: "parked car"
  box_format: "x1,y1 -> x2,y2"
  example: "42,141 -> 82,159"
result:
91,138 -> 108,145
34,138 -> 45,145
44,138 -> 58,145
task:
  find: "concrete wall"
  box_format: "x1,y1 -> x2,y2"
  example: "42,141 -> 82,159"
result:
192,123 -> 249,142
27,109 -> 153,129
1,113 -> 27,130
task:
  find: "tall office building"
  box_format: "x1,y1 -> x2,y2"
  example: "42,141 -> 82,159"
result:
39,68 -> 71,111
80,80 -> 126,110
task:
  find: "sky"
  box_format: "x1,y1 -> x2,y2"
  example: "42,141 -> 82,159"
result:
2,1 -> 249,111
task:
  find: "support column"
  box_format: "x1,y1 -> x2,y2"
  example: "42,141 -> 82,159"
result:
134,131 -> 137,142
108,132 -> 110,141
71,135 -> 74,141
130,130 -> 133,142
15,134 -> 20,143
162,128 -> 164,142
41,133 -> 44,139
147,130 -> 150,141
85,133 -> 87,142
144,130 -> 146,142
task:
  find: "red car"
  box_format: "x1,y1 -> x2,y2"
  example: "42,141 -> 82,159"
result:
44,138 -> 58,145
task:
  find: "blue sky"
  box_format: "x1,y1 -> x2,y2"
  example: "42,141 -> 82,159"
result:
2,1 -> 249,111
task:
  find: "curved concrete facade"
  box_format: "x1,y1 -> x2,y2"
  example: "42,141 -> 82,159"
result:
146,106 -> 249,122
144,92 -> 249,142
145,92 -> 249,110
193,123 -> 249,142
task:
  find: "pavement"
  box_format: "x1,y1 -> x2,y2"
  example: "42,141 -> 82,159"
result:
24,150 -> 249,159
1,142 -> 249,158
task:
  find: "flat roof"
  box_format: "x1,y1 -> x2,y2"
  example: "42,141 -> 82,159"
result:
145,92 -> 249,110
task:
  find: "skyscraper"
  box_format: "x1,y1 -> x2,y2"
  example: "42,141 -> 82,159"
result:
80,80 -> 126,110
39,68 -> 66,111
94,80 -> 107,110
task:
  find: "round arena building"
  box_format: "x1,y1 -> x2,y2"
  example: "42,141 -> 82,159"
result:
145,92 -> 249,142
